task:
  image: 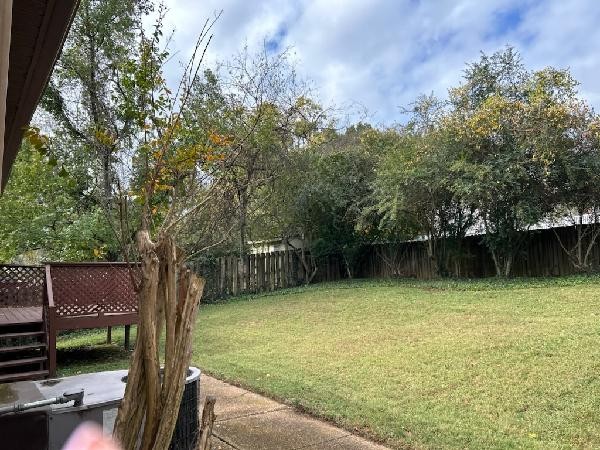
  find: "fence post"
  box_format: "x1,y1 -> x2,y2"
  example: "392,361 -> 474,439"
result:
231,256 -> 238,295
280,251 -> 285,288
245,255 -> 250,293
282,251 -> 287,287
257,253 -> 263,292
250,254 -> 254,292
271,252 -> 276,289
251,254 -> 257,292
298,252 -> 305,283
279,251 -> 283,287
266,253 -> 271,291
260,253 -> 267,291
271,252 -> 276,290
219,257 -> 225,297
285,250 -> 291,286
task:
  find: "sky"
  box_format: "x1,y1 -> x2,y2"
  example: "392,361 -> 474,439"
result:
158,0 -> 600,126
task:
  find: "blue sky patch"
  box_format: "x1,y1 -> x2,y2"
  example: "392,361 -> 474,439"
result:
487,5 -> 526,40
265,25 -> 289,53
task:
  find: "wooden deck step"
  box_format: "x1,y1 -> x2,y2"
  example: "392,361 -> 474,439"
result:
0,331 -> 45,340
0,370 -> 48,383
0,342 -> 47,353
0,307 -> 43,326
0,356 -> 47,369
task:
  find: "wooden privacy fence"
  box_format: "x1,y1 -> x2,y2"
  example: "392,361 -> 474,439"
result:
190,250 -> 344,301
192,225 -> 600,300
359,225 -> 600,279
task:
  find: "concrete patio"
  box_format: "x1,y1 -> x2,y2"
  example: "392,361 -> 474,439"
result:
200,375 -> 390,450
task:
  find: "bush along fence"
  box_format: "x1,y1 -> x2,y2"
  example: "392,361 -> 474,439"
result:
189,251 -> 345,301
191,224 -> 600,301
359,225 -> 600,279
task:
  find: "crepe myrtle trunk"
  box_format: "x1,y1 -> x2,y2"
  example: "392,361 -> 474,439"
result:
113,231 -> 205,450
490,248 -> 514,278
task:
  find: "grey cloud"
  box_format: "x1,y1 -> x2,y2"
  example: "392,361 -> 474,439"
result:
161,0 -> 600,124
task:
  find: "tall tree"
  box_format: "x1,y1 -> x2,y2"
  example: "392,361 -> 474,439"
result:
41,0 -> 152,204
0,143 -> 115,262
447,48 -> 550,276
263,124 -> 377,279
368,97 -> 474,277
186,48 -> 321,257
531,70 -> 600,271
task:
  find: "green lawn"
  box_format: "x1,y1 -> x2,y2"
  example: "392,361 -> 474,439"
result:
58,277 -> 600,449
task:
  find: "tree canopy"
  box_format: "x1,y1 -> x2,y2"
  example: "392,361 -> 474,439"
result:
0,0 -> 598,281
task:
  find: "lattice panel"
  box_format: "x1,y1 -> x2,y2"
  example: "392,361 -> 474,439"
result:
0,265 -> 45,307
50,264 -> 138,317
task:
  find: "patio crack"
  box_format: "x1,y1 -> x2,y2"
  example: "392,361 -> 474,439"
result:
216,405 -> 290,423
213,433 -> 242,449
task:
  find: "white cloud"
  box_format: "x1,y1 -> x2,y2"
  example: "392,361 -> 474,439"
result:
159,0 -> 600,125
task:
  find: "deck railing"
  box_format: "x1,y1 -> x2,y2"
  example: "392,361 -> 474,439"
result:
0,262 -> 140,376
46,262 -> 138,318
0,264 -> 45,308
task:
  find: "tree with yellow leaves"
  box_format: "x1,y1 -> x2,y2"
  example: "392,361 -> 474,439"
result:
446,47 -> 600,276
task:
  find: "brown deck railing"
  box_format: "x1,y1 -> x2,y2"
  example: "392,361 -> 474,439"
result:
44,262 -> 139,375
0,263 -> 140,377
47,262 -> 138,319
0,264 -> 45,308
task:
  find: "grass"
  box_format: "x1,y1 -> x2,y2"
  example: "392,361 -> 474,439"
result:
58,276 -> 600,449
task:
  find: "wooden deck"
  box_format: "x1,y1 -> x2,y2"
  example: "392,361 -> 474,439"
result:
0,307 -> 43,326
0,263 -> 138,379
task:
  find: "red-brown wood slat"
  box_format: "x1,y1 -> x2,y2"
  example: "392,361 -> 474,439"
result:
0,370 -> 48,383
0,307 -> 42,325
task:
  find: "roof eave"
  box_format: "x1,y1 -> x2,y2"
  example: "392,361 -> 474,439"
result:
1,0 -> 80,192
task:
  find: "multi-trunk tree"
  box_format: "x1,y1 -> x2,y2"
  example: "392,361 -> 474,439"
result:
41,0 -> 152,205
39,1 -> 226,447
365,48 -> 600,277
535,72 -> 600,272
0,142 -> 114,262
368,97 -> 474,277
446,48 -> 600,276
185,49 -> 323,257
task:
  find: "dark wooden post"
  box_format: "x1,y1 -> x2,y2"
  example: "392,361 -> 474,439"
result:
47,312 -> 56,377
232,256 -> 238,295
281,251 -> 287,288
257,253 -> 264,292
45,264 -> 57,377
249,254 -> 255,292
124,325 -> 131,350
219,257 -> 225,297
280,252 -> 285,287
273,252 -> 278,289
226,257 -> 231,295
265,253 -> 271,291
244,255 -> 250,293
107,326 -> 112,344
